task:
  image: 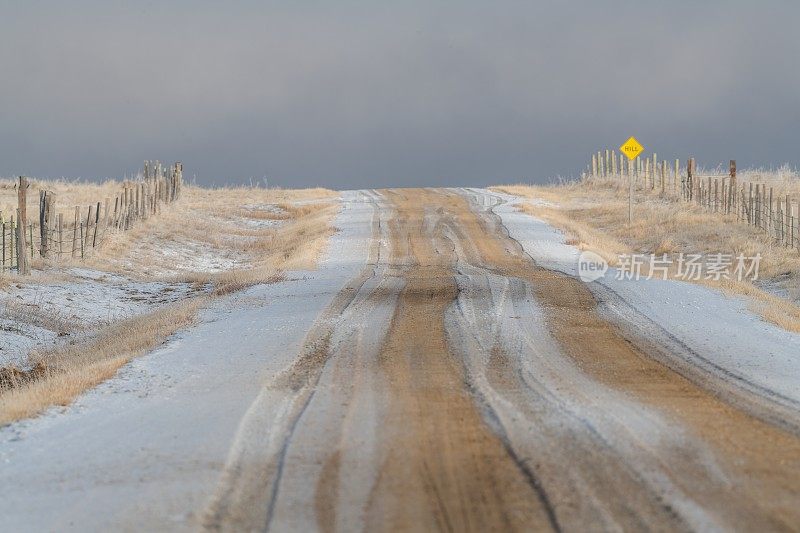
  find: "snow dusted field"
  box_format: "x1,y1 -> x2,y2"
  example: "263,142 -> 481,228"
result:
0,269 -> 199,367
0,197 -> 300,368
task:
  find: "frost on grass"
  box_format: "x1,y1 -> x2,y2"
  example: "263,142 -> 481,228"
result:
0,269 -> 199,367
90,198 -> 294,278
0,184 -> 337,375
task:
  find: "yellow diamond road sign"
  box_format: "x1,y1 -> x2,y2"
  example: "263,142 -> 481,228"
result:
620,136 -> 644,160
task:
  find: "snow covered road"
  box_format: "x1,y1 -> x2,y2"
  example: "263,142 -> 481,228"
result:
1,188 -> 799,532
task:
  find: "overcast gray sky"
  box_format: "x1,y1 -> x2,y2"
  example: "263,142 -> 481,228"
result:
1,1 -> 798,188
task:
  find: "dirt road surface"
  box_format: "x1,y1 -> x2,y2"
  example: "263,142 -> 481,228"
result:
1,189 -> 799,532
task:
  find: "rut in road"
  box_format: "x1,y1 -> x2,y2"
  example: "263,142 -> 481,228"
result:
202,188 -> 800,532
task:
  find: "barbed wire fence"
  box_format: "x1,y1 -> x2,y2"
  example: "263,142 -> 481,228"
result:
584,150 -> 799,250
0,161 -> 183,275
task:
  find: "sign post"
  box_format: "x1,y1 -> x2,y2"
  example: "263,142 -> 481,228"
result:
619,137 -> 644,225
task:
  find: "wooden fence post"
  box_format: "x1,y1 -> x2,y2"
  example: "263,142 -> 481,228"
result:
93,201 -> 100,248
127,184 -> 133,228
38,190 -> 56,258
714,179 -> 719,212
57,213 -> 63,259
48,194 -> 56,256
728,160 -> 736,215
754,184 -> 759,228
602,150 -> 607,177
86,204 -> 94,252
652,153 -> 657,190
768,187 -> 774,235
72,206 -> 79,257
122,185 -> 129,229
759,184 -> 764,230
40,190 -> 47,258
756,184 -> 762,228
167,165 -> 173,204
134,186 -> 140,222
10,215 -> 16,271
673,159 -> 678,195
142,183 -> 149,220
16,177 -> 30,275
39,190 -> 46,258
10,216 -> 15,271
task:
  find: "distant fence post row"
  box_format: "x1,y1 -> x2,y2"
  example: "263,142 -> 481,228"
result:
1,161 -> 183,276
584,150 -> 799,250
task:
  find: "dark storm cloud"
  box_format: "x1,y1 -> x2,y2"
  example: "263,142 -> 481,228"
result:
1,1 -> 799,188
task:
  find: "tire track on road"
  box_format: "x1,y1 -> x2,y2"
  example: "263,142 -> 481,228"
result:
202,191 -> 389,532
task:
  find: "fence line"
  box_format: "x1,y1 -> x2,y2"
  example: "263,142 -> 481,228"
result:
584,150 -> 799,250
0,161 -> 183,275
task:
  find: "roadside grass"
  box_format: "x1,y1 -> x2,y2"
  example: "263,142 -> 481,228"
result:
0,177 -> 123,222
0,182 -> 339,424
0,298 -> 204,425
494,176 -> 800,333
209,202 -> 337,295
86,185 -> 337,276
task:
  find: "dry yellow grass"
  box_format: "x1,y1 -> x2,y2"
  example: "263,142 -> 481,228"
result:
86,185 -> 338,287
207,201 -> 337,295
0,177 -> 125,223
494,177 -> 800,332
0,298 -> 204,425
737,165 -> 800,199
0,179 -> 339,424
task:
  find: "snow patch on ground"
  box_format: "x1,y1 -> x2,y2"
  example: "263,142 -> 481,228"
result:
231,216 -> 284,229
241,203 -> 287,214
528,197 -> 557,208
0,269 -> 199,366
157,241 -> 245,274
756,275 -> 800,306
